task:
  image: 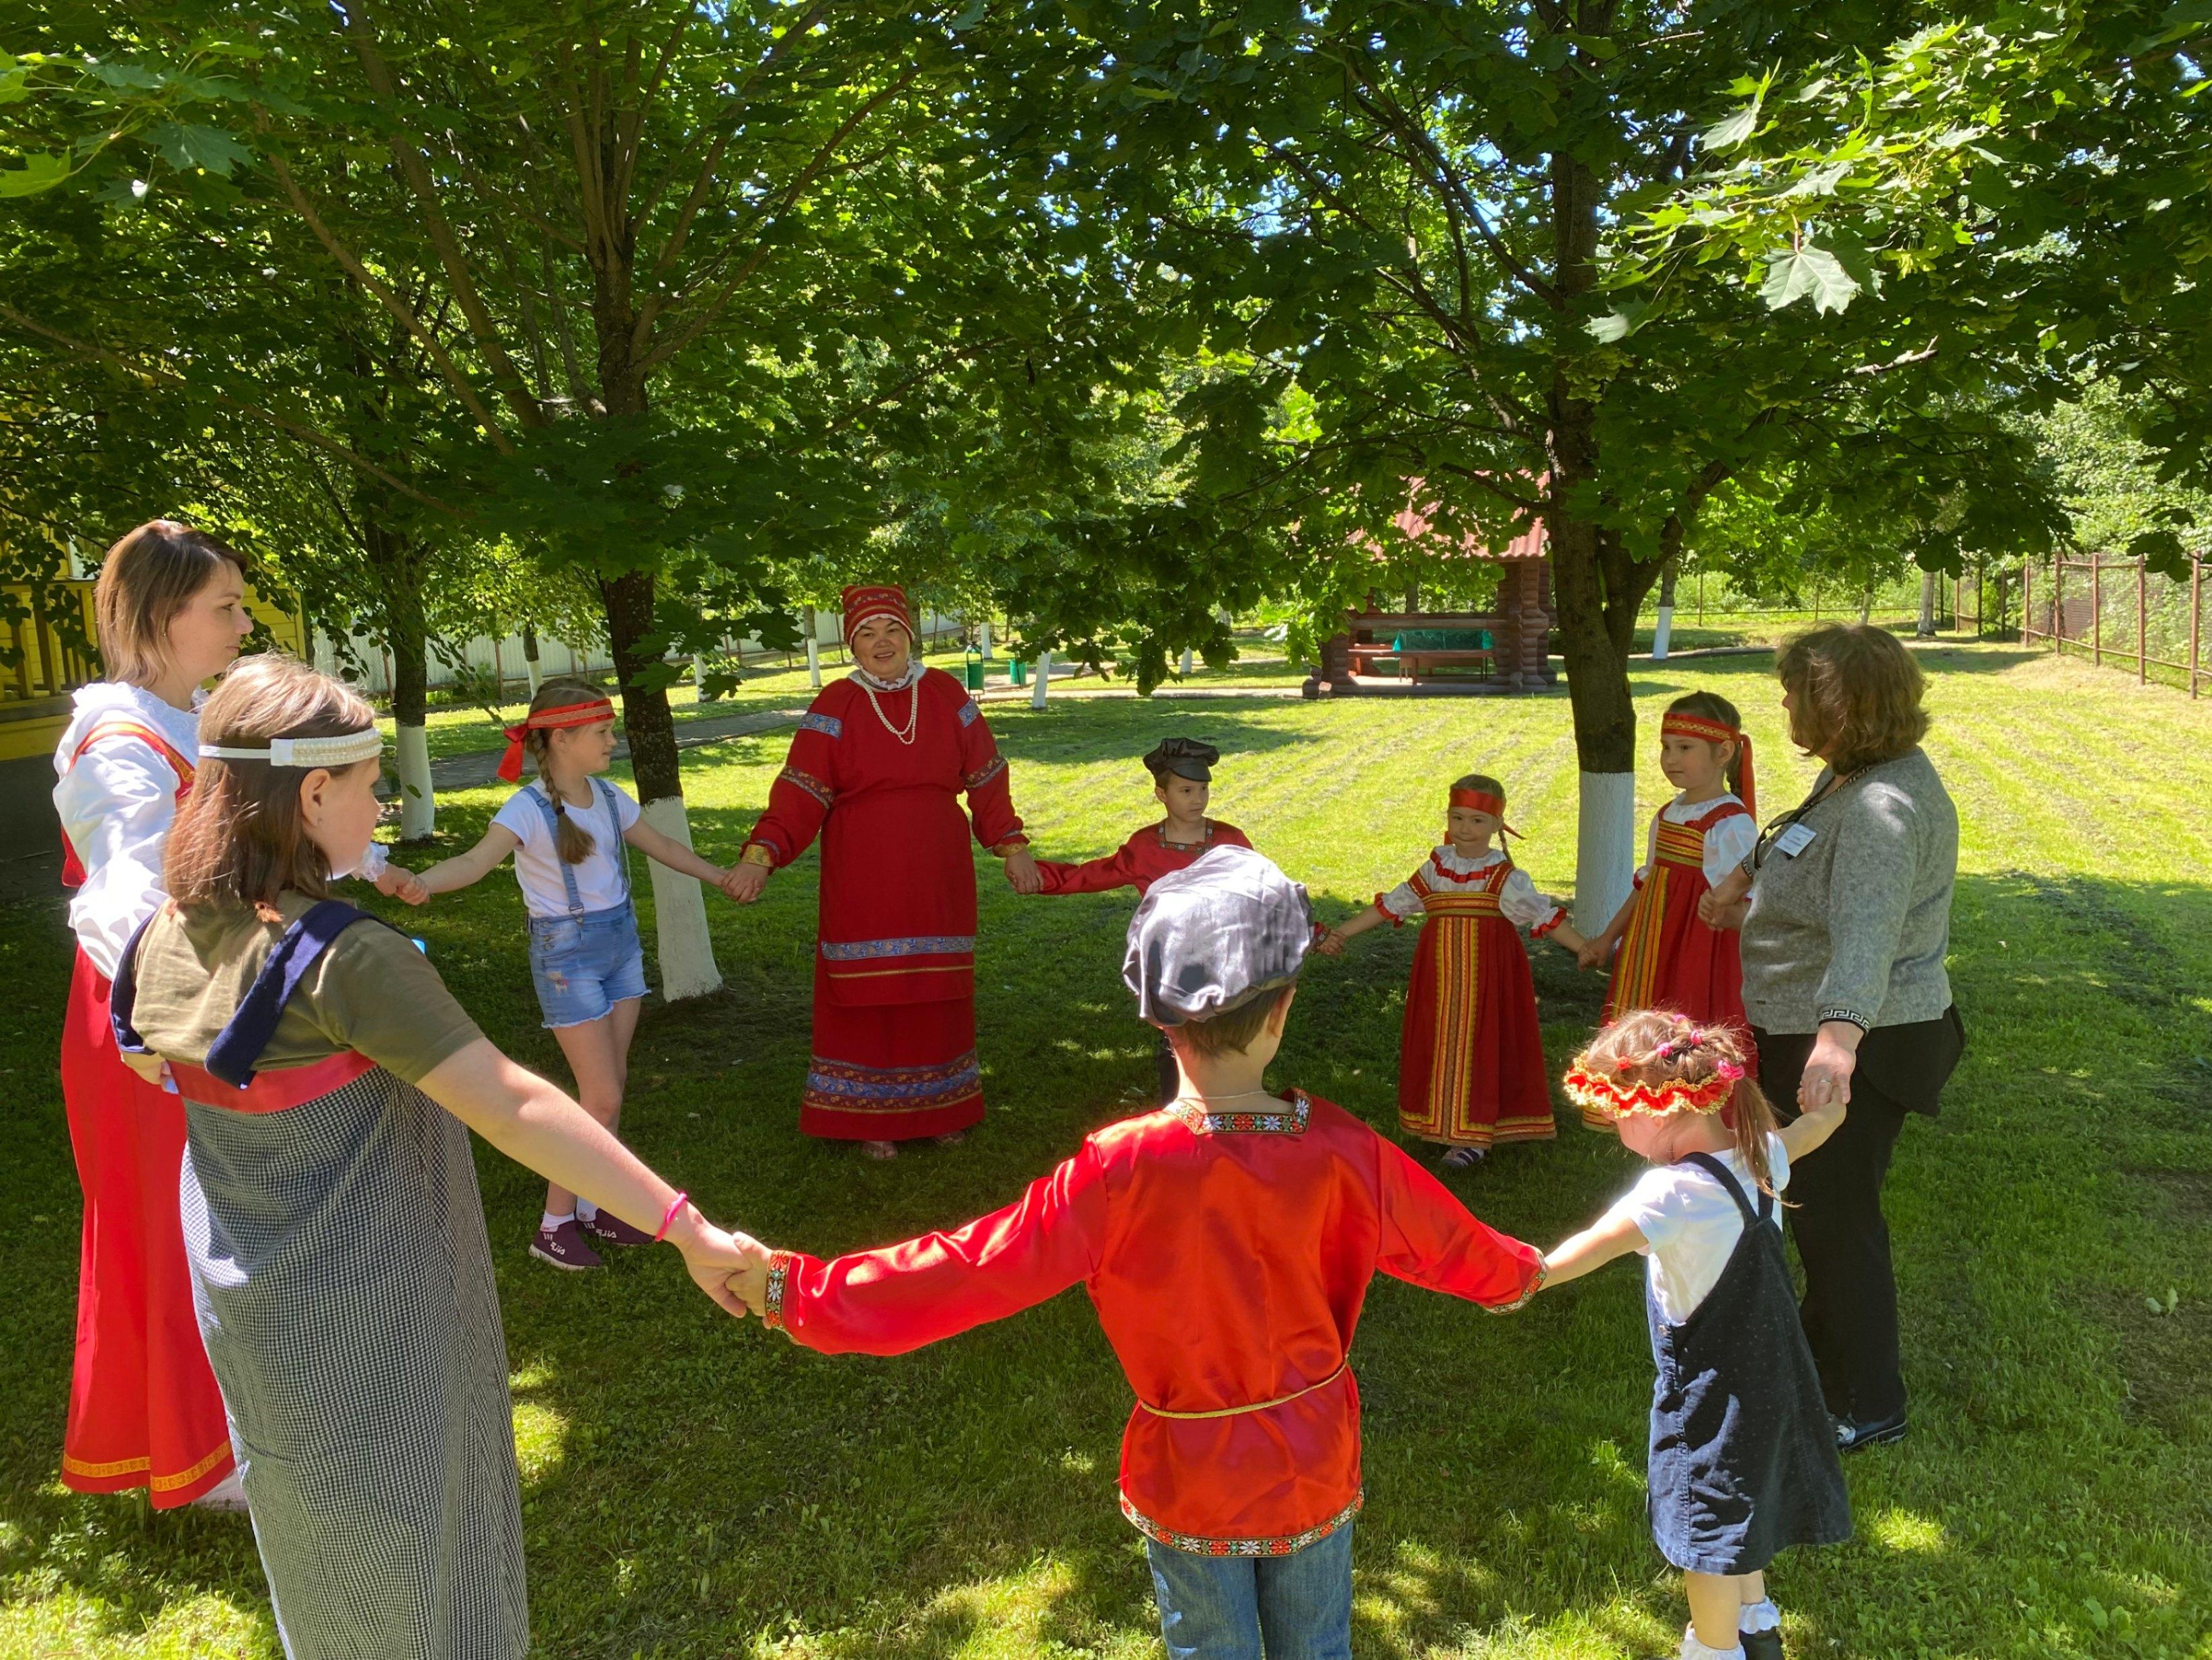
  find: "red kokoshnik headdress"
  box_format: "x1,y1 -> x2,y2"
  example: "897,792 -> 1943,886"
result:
497,697 -> 616,783
1448,786 -> 1522,841
841,584 -> 913,647
1660,711 -> 1756,818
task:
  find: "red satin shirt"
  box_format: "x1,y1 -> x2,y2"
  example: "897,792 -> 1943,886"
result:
1034,819 -> 1254,897
764,1090 -> 1545,1554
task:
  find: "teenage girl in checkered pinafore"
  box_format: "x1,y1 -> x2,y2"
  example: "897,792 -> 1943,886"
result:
111,657 -> 759,1660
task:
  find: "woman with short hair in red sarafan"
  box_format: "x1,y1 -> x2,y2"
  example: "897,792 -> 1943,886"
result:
727,586 -> 1040,1158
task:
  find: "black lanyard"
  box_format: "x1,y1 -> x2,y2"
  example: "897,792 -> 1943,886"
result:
1752,768 -> 1861,871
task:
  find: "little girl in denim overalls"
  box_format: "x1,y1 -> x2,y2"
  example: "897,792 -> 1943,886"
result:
419,678 -> 747,1269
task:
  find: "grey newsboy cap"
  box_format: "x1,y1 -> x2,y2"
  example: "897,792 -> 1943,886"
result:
1122,844 -> 1313,1027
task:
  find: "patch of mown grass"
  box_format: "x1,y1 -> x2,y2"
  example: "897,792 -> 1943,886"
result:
3,643 -> 2207,1659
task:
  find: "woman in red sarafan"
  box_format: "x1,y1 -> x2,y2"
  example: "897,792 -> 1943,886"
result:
731,586 -> 1038,1156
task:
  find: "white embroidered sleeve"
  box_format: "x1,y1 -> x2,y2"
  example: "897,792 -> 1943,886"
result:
1498,865 -> 1563,933
1378,878 -> 1426,922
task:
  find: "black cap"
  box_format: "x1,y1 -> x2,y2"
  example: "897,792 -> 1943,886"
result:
1143,736 -> 1220,783
1122,845 -> 1313,1027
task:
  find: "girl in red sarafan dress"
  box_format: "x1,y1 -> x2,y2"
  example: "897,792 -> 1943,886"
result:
1579,693 -> 1760,1131
1319,775 -> 1589,1169
730,586 -> 1039,1156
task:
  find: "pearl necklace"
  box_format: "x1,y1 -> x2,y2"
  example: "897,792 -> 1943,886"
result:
857,664 -> 921,745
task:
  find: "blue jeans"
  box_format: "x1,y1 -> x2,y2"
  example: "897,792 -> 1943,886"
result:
526,903 -> 647,1028
1146,1523 -> 1354,1660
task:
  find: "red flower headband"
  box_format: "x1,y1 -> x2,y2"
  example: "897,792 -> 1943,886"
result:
1561,1057 -> 1744,1119
1448,786 -> 1521,840
497,697 -> 615,783
1660,711 -> 1756,817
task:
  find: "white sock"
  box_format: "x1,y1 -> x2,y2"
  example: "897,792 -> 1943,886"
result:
541,1209 -> 575,1232
1742,1599 -> 1781,1634
1680,1633 -> 1743,1660
575,1197 -> 598,1221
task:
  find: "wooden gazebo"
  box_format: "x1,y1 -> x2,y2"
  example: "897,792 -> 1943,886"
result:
1303,493 -> 1558,697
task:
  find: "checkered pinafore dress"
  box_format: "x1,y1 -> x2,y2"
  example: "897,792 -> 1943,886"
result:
113,902 -> 528,1660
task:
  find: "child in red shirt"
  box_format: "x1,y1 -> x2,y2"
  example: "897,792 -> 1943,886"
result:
1032,737 -> 1253,1103
735,847 -> 1543,1660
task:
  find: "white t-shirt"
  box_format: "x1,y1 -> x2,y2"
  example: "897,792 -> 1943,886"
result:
492,781 -> 641,918
1601,1134 -> 1792,1325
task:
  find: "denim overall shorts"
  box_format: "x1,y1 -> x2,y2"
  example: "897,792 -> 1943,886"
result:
524,778 -> 647,1028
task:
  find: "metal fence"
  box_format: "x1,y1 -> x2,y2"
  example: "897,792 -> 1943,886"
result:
2021,554 -> 2208,697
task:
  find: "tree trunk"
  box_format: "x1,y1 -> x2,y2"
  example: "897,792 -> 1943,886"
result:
1917,571 -> 1936,637
1545,106 -> 1647,933
1031,647 -> 1053,708
804,604 -> 823,689
368,518 -> 437,842
600,565 -> 722,999
1652,555 -> 1679,661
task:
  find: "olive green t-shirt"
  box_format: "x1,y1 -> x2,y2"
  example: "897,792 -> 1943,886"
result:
130,891 -> 484,1085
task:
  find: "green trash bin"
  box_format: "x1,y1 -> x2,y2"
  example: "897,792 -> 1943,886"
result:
963,646 -> 987,692
1008,657 -> 1029,687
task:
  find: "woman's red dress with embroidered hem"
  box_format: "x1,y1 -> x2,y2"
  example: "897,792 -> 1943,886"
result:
745,669 -> 1024,1140
762,1090 -> 1542,1550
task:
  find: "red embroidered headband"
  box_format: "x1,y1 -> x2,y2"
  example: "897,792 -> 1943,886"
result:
841,584 -> 913,647
1561,1059 -> 1744,1119
1659,711 -> 1756,817
497,697 -> 615,783
1448,787 -> 1521,840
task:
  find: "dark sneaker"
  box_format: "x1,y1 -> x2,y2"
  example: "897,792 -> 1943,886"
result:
1740,1628 -> 1785,1660
530,1220 -> 602,1271
1834,1409 -> 1908,1453
579,1208 -> 653,1247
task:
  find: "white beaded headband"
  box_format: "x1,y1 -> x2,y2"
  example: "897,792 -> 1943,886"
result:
199,729 -> 385,769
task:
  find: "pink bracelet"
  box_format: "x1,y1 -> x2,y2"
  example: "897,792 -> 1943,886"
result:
653,1190 -> 689,1244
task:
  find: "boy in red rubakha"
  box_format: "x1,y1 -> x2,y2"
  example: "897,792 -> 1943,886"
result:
734,845 -> 1544,1660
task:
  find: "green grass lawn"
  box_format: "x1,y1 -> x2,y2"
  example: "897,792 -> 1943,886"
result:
5,642 -> 2209,1659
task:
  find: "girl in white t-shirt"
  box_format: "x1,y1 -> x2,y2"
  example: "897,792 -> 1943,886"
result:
419,679 -> 747,1271
1541,1013 -> 1852,1660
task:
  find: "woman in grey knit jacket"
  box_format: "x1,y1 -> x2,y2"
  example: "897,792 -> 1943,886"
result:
1707,625 -> 1965,1454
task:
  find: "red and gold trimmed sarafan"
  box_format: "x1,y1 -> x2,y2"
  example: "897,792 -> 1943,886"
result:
761,1089 -> 1543,1554
1592,799 -> 1755,1130
1393,858 -> 1557,1149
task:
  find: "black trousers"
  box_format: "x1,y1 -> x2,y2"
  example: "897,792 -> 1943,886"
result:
1755,1009 -> 1964,1423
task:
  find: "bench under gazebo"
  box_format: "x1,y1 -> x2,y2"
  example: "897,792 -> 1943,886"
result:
1303,494 -> 1559,697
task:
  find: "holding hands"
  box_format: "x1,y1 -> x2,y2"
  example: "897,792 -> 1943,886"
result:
1001,844 -> 1044,895
374,863 -> 433,906
721,857 -> 772,904
669,1212 -> 776,1319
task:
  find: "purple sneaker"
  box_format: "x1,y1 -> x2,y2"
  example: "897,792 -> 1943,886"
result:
530,1219 -> 602,1271
579,1208 -> 653,1247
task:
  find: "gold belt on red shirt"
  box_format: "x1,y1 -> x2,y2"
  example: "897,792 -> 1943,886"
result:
1135,1358 -> 1348,1419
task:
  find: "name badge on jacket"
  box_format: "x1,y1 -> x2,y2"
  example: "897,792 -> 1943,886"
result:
1774,823 -> 1817,858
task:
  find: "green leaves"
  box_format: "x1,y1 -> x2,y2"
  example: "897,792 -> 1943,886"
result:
1759,243 -> 1860,314
0,151 -> 69,196
149,121 -> 250,177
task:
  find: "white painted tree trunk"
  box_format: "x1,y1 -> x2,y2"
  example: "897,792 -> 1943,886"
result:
1917,571 -> 1937,637
1031,649 -> 1052,709
638,795 -> 722,1000
524,652 -> 542,695
1180,646 -> 1195,676
805,635 -> 822,690
395,723 -> 436,839
1651,605 -> 1674,661
1574,770 -> 1639,935
979,620 -> 993,656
